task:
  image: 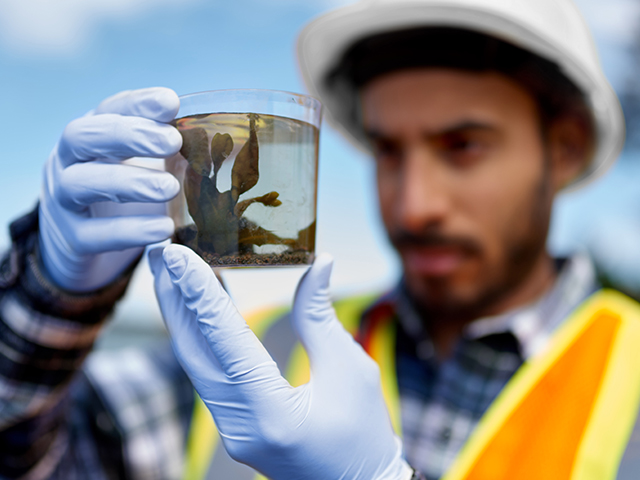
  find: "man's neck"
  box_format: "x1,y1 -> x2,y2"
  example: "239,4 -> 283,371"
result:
427,253 -> 558,360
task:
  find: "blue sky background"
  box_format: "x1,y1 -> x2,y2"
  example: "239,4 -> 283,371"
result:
1,0 -> 640,323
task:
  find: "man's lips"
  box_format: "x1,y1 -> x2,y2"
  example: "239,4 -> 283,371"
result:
402,246 -> 467,276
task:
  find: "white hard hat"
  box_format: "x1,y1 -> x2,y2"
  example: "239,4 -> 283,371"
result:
297,0 -> 625,190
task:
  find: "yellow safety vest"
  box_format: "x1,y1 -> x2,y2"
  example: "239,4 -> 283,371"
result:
184,289 -> 640,480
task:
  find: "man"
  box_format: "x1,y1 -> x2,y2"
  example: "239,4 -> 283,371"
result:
0,0 -> 638,479
156,1 -> 640,478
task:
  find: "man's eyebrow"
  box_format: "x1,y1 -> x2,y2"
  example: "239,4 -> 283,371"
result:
364,120 -> 498,142
433,121 -> 498,136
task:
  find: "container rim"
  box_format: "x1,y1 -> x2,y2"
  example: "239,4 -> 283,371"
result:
177,88 -> 323,111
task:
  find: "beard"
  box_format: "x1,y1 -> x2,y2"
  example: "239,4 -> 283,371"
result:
391,165 -> 554,324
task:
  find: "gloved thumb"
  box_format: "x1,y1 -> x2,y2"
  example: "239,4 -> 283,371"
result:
161,244 -> 277,380
292,253 -> 360,368
147,242 -> 168,278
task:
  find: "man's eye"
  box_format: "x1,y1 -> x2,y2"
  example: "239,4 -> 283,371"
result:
450,139 -> 475,150
440,135 -> 488,165
372,142 -> 402,164
446,136 -> 483,152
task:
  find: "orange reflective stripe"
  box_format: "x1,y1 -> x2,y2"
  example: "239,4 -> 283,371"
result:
444,290 -> 640,480
463,312 -> 618,479
571,304 -> 640,479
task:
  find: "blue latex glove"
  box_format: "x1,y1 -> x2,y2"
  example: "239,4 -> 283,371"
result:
149,244 -> 412,480
39,87 -> 182,292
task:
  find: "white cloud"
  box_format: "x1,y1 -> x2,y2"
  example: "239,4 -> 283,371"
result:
0,0 -> 199,56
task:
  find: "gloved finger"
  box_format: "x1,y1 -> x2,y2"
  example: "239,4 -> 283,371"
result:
292,253 -> 367,371
56,161 -> 180,210
57,115 -> 182,167
151,245 -> 293,445
93,87 -> 180,123
61,215 -> 175,254
89,200 -> 169,218
163,244 -> 284,382
149,246 -> 226,385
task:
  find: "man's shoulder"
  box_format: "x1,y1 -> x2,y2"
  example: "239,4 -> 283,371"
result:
572,288 -> 640,318
556,288 -> 640,479
334,292 -> 383,333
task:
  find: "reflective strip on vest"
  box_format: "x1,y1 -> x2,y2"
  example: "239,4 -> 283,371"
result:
438,289 -> 640,480
356,301 -> 402,435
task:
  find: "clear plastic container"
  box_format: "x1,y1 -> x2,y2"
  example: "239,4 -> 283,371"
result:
165,89 -> 322,267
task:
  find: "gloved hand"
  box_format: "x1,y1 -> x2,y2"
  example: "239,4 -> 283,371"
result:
39,87 -> 182,292
149,244 -> 412,480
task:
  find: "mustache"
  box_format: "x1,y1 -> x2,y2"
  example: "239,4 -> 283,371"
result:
389,229 -> 482,254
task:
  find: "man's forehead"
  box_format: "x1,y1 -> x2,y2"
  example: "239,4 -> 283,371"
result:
363,120 -> 500,143
359,68 -> 537,136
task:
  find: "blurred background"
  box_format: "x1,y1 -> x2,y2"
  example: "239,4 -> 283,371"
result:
0,0 -> 639,348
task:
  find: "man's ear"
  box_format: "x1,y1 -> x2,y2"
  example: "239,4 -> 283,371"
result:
547,115 -> 593,192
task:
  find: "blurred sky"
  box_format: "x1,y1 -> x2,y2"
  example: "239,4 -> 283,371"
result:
1,0 -> 640,327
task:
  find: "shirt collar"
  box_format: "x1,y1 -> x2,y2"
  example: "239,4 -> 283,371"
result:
392,253 -> 599,360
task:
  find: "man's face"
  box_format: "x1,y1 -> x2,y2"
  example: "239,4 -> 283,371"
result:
361,68 -> 559,317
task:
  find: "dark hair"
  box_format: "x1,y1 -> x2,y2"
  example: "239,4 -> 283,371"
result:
326,27 -> 593,138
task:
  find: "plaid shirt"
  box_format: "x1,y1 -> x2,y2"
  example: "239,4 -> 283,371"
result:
359,256 -> 599,480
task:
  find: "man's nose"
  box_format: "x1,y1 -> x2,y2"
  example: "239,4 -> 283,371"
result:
395,148 -> 451,232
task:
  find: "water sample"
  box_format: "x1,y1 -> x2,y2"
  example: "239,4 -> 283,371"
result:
166,98 -> 320,267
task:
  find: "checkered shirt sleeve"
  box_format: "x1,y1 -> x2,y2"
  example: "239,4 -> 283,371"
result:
80,344 -> 194,480
0,208 -> 133,479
